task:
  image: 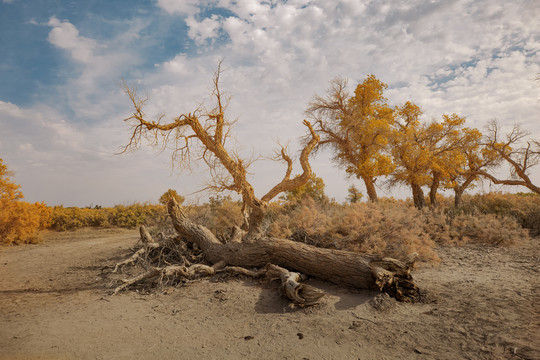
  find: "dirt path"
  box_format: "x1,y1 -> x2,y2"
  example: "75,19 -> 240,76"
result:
1,228 -> 539,360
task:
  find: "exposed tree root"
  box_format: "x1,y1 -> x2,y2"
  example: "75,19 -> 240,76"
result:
110,228 -> 327,306
111,263 -> 216,295
112,243 -> 160,273
265,264 -> 325,306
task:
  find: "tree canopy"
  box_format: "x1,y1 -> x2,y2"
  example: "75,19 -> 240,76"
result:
309,75 -> 539,208
307,76 -> 394,202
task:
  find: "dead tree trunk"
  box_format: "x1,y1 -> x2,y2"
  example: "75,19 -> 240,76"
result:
167,199 -> 420,302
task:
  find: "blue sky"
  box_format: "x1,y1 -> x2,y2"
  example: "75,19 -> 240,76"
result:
1,0 -> 539,206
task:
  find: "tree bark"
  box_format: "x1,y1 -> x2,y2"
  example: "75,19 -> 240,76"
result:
411,183 -> 426,209
362,176 -> 378,202
429,172 -> 440,207
453,175 -> 475,208
453,188 -> 463,208
167,199 -> 420,302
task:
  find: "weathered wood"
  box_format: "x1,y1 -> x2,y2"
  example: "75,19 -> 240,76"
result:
167,199 -> 420,301
139,225 -> 154,243
266,264 -> 325,306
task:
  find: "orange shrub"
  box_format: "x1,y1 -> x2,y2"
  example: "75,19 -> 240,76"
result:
0,200 -> 51,245
48,203 -> 167,231
0,158 -> 51,245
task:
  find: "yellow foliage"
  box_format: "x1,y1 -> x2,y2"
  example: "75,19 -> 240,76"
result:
48,203 -> 167,231
280,173 -> 328,204
159,189 -> 185,206
0,158 -> 51,245
308,75 -> 396,201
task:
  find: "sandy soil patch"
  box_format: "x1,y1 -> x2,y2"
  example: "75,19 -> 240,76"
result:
1,228 -> 538,359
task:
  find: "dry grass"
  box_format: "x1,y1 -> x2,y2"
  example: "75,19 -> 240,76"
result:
459,192 -> 540,236
266,197 -> 439,263
35,193 -> 533,265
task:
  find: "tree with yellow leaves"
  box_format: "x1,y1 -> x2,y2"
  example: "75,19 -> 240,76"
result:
0,157 -> 50,245
389,103 -> 475,208
307,75 -> 395,202
424,114 -> 475,207
388,101 -> 430,208
280,173 -> 328,204
445,127 -> 501,207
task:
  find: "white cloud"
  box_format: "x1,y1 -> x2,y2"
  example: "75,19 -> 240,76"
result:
156,0 -> 203,16
147,0 -> 540,200
45,17 -> 145,121
0,100 -> 205,206
161,53 -> 190,75
5,0 -> 540,206
186,14 -> 222,45
47,17 -> 99,64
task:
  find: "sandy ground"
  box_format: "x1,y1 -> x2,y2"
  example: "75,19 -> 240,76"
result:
1,228 -> 539,360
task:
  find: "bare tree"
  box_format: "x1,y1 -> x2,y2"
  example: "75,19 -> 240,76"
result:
113,64 -> 420,305
471,121 -> 540,194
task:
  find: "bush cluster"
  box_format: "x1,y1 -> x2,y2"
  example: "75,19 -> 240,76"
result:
266,197 -> 440,263
457,192 -> 540,236
4,182 -> 533,266
0,157 -> 51,245
264,194 -> 531,263
184,196 -> 244,240
0,201 -> 51,245
422,207 -> 528,246
48,204 -> 167,231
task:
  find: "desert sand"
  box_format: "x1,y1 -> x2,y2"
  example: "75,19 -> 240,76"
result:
1,228 -> 538,360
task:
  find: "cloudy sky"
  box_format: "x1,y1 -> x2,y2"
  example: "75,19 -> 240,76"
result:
1,0 -> 539,207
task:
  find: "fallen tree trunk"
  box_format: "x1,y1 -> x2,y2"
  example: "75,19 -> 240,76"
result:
167,199 -> 421,302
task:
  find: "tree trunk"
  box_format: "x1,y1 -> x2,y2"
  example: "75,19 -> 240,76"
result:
453,188 -> 463,208
362,176 -> 378,202
453,175 -> 475,208
411,183 -> 426,209
167,199 -> 420,302
429,173 -> 440,207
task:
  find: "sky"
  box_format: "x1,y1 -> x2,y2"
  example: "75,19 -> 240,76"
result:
0,0 -> 539,207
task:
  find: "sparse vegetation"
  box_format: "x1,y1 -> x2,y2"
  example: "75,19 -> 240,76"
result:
36,192 -> 533,261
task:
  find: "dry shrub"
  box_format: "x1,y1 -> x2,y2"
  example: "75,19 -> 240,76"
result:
265,195 -> 532,264
184,196 -> 244,240
422,208 -> 528,246
459,192 -> 540,236
448,213 -> 528,245
266,197 -> 439,263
